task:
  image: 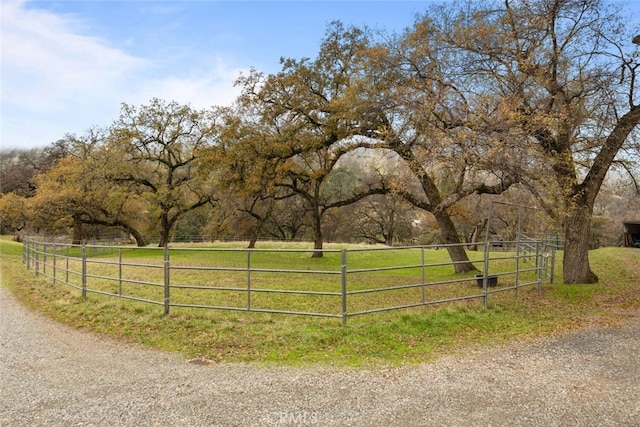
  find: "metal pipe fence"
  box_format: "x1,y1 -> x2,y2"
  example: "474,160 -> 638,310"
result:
22,237 -> 556,325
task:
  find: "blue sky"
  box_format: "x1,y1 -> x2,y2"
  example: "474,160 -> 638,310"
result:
2,0 -> 639,150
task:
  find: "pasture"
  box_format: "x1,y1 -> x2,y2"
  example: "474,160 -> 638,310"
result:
23,239 -> 549,322
4,237 -> 640,366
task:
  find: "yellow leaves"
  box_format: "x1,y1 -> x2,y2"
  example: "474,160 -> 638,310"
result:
446,203 -> 472,222
0,192 -> 29,229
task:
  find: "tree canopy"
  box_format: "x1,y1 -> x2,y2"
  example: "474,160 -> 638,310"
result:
1,0 -> 638,281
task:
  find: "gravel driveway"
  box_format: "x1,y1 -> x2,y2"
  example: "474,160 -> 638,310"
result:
1,286 -> 639,427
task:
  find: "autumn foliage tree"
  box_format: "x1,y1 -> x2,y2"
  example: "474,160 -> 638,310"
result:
0,192 -> 29,240
24,133 -> 148,245
432,0 -> 640,283
231,23 -> 389,257
345,15 -> 524,272
2,0 -> 637,284
195,105 -> 285,248
107,99 -> 219,247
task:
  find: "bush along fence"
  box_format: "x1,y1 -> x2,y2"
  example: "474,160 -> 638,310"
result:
22,236 -> 556,325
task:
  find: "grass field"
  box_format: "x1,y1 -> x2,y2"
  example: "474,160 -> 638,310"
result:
19,240 -> 544,318
2,236 -> 639,367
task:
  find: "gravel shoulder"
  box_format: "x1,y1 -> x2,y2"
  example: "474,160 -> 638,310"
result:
1,285 -> 639,427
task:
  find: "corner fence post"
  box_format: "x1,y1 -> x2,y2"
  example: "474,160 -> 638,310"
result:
536,241 -> 542,292
341,249 -> 347,326
163,246 -> 170,316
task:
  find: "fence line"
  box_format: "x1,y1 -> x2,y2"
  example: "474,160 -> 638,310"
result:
22,237 -> 556,325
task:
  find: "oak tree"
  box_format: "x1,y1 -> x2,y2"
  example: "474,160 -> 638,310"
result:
436,0 -> 640,283
107,99 -> 219,247
232,23 -> 388,257
26,133 -> 148,245
355,17 -> 522,272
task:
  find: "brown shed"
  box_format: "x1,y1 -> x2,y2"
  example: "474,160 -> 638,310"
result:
623,221 -> 640,248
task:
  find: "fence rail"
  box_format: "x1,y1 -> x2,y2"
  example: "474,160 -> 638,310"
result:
22,237 -> 556,325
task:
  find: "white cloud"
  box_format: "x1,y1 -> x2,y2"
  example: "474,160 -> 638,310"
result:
2,0 -> 148,112
0,0 -> 244,149
131,59 -> 246,110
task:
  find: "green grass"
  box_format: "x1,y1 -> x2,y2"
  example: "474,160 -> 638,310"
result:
26,241 -> 530,317
3,236 -> 640,367
0,237 -> 24,257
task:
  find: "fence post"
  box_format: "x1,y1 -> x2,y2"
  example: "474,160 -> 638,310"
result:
482,241 -> 489,309
25,239 -> 31,270
341,249 -> 347,326
515,234 -> 521,299
52,241 -> 57,283
421,247 -> 426,304
81,245 -> 87,299
536,241 -> 542,292
43,243 -> 47,277
247,250 -> 252,311
549,237 -> 556,284
163,246 -> 170,316
35,242 -> 40,277
65,245 -> 70,284
118,247 -> 123,296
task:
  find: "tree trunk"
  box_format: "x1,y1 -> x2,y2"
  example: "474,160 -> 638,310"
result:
127,227 -> 147,247
563,203 -> 598,284
433,210 -> 477,273
468,218 -> 488,252
248,229 -> 259,248
72,217 -> 83,245
560,105 -> 640,283
311,209 -> 323,258
158,212 -> 170,247
247,215 -> 267,249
